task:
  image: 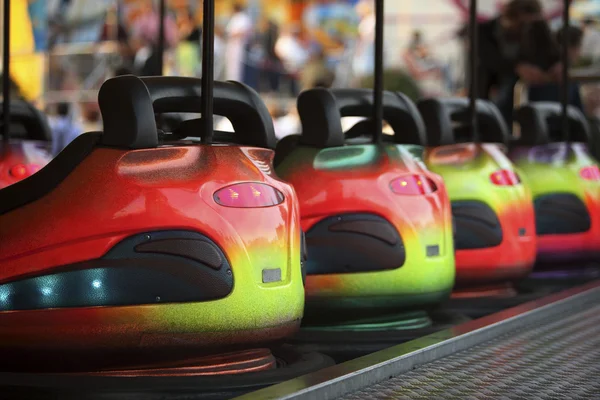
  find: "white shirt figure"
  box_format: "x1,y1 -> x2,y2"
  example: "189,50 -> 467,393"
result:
581,24 -> 600,63
353,1 -> 376,79
275,27 -> 309,76
225,8 -> 252,82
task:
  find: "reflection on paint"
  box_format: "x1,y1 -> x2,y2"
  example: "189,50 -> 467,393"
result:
313,145 -> 379,170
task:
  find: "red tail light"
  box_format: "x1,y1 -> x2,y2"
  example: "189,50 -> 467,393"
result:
9,164 -> 28,179
580,166 -> 600,181
8,164 -> 41,181
390,175 -> 437,195
490,169 -> 521,186
214,183 -> 285,208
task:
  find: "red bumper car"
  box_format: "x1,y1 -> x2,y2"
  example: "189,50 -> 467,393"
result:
0,99 -> 52,188
0,76 -> 305,365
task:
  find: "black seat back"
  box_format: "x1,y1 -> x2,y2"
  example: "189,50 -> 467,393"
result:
514,102 -> 590,145
296,88 -> 427,148
0,100 -> 52,141
418,97 -> 509,146
98,75 -> 276,149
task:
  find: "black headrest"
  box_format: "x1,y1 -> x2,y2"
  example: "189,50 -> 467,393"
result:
0,100 -> 52,141
98,75 -> 276,150
333,89 -> 426,145
418,98 -> 509,146
297,88 -> 345,148
514,102 -> 590,145
297,88 -> 426,148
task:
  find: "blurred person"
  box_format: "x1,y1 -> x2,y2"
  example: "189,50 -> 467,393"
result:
300,49 -> 336,91
244,18 -> 280,92
453,24 -> 470,96
526,25 -> 585,112
177,9 -> 201,43
276,24 -> 310,96
100,3 -> 129,43
175,9 -> 201,76
100,3 -> 134,72
262,19 -> 283,93
352,0 -> 375,82
214,24 -> 227,80
131,1 -> 178,48
130,1 -> 178,76
580,18 -> 600,64
477,0 -> 547,123
403,31 -> 447,96
48,0 -> 72,50
49,103 -> 82,157
225,3 -> 252,82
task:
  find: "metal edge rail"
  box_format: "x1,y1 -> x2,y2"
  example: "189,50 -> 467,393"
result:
234,280 -> 600,400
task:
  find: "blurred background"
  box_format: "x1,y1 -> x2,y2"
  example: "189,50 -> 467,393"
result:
2,0 -> 600,138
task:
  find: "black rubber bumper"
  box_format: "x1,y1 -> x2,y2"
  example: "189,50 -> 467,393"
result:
451,201 -> 503,250
304,213 -> 405,275
534,193 -> 591,235
0,231 -> 234,311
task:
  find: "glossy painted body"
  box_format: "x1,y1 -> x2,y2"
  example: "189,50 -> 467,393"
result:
425,143 -> 537,285
0,142 -> 304,351
277,143 -> 455,310
509,142 -> 600,263
0,139 -> 51,188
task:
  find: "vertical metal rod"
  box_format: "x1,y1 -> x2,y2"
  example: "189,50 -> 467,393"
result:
201,0 -> 215,144
2,0 -> 10,143
468,0 -> 478,142
561,0 -> 570,143
157,0 -> 166,75
372,0 -> 384,144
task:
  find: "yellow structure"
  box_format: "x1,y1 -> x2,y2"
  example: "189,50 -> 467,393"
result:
2,0 -> 44,101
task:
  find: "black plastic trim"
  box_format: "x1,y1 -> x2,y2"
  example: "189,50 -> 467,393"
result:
305,213 -> 405,275
534,193 -> 591,235
451,201 -> 503,249
0,231 -> 233,311
0,132 -> 101,216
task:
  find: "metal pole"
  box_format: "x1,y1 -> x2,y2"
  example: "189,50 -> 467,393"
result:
2,0 -> 10,143
372,0 -> 384,144
561,0 -> 570,143
157,0 -> 166,75
468,0 -> 478,142
201,0 -> 215,144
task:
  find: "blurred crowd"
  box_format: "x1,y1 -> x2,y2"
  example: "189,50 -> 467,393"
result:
35,0 -> 600,151
45,0 -> 384,142
471,0 -> 600,125
96,1 -> 381,95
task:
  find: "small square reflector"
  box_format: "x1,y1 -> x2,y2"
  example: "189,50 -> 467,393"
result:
262,268 -> 282,283
426,245 -> 440,257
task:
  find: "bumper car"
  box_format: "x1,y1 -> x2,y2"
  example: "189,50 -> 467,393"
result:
275,88 -> 460,361
511,103 -> 600,266
0,76 -> 307,372
418,98 -> 537,288
276,88 -> 455,311
0,100 -> 52,188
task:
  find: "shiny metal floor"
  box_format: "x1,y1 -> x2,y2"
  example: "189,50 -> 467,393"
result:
237,282 -> 600,400
340,303 -> 600,399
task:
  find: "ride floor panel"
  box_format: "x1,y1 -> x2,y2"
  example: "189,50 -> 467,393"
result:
340,302 -> 600,399
236,281 -> 600,400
